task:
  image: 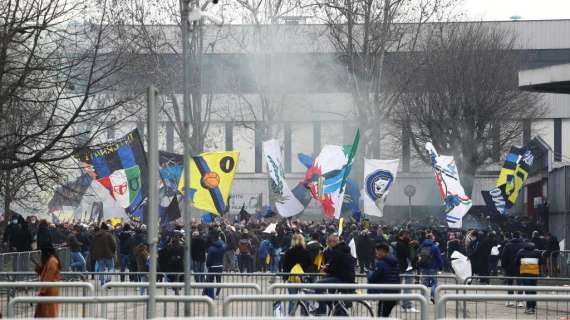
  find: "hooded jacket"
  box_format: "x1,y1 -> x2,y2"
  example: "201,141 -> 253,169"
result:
206,240 -> 226,268
418,239 -> 443,271
515,242 -> 543,276
368,254 -> 401,293
323,241 -> 355,283
501,238 -> 526,275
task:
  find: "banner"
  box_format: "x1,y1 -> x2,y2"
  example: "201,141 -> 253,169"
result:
263,140 -> 304,217
425,142 -> 472,228
304,130 -> 360,219
178,151 -> 239,215
362,159 -> 399,217
482,146 -> 533,214
77,129 -> 147,221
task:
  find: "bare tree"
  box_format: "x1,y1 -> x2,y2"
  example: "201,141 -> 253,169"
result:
0,0 -> 140,213
316,0 -> 455,157
392,22 -> 542,195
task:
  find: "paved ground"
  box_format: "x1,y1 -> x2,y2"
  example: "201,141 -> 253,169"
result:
2,273 -> 570,319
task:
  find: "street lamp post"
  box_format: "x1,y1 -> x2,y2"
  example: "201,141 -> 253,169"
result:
179,0 -> 194,316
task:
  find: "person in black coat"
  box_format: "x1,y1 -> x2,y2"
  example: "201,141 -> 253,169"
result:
356,230 -> 375,273
470,231 -> 493,283
544,232 -> 560,276
515,242 -> 544,314
368,243 -> 401,317
36,220 -> 53,251
500,232 -> 526,298
282,234 -> 313,274
191,231 -> 207,281
205,233 -> 225,299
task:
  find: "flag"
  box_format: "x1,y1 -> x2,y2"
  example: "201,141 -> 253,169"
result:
238,204 -> 250,222
178,151 -> 239,215
362,159 -> 399,217
263,140 -> 304,217
77,129 -> 148,221
48,173 -> 92,212
304,130 -> 360,219
338,217 -> 345,236
482,146 -> 533,214
158,151 -> 183,224
164,194 -> 181,221
425,142 -> 472,229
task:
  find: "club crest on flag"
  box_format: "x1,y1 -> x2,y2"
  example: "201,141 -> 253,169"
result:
366,170 -> 394,204
178,151 -> 239,215
362,159 -> 398,217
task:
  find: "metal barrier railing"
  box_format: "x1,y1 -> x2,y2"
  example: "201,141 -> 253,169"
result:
222,293 -> 428,320
0,281 -> 95,317
7,295 -> 215,318
0,247 -> 70,272
436,293 -> 570,319
464,275 -> 570,284
268,283 -> 431,300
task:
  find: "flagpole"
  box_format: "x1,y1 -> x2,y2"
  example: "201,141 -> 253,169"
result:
180,0 -> 193,316
146,86 -> 159,318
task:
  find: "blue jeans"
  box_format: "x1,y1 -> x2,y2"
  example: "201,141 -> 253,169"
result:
204,266 -> 223,299
192,260 -> 206,282
401,270 -> 414,309
519,278 -> 537,309
70,252 -> 86,272
419,268 -> 438,299
119,254 -> 130,281
270,249 -> 282,272
95,258 -> 115,286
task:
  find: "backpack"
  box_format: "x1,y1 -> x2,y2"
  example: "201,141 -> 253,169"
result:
417,245 -> 433,268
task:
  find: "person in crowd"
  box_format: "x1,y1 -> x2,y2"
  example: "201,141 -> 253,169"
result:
501,231 -> 526,307
470,231 -> 492,283
205,232 -> 225,299
158,231 -> 185,287
270,230 -> 284,272
91,222 -> 117,286
282,233 -> 313,315
544,232 -> 560,276
34,244 -> 61,318
223,225 -> 238,271
238,230 -> 254,273
307,232 -> 323,267
395,230 -> 419,313
117,224 -> 133,281
530,230 -> 545,251
515,241 -> 544,315
36,220 -> 53,251
417,233 -> 443,302
67,225 -> 86,272
368,243 -> 401,318
487,232 -> 500,276
356,229 -> 375,273
258,234 -> 272,272
191,230 -> 207,281
314,234 -> 355,315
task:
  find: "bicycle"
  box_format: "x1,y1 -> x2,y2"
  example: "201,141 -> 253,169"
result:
286,287 -> 375,317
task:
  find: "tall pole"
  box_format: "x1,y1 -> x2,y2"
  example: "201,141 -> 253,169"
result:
180,0 -> 193,316
146,86 -> 159,318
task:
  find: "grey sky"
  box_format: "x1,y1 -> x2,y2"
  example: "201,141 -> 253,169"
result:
461,0 -> 570,21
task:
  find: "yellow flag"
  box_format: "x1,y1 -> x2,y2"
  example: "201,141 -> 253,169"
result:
110,217 -> 122,226
178,151 -> 239,215
338,217 -> 344,236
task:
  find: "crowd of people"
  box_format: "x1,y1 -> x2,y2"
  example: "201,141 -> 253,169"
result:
0,213 -> 564,316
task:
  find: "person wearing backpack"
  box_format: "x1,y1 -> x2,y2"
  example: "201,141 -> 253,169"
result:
515,242 -> 544,315
416,234 -> 443,301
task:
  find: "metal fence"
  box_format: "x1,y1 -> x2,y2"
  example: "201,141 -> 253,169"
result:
222,293 -> 429,320
0,247 -> 70,272
436,293 -> 570,320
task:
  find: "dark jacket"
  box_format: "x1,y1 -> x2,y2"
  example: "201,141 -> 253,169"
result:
118,231 -> 133,255
191,236 -> 207,262
206,240 -> 225,268
323,241 -> 355,283
36,225 -> 53,250
158,242 -> 184,273
306,240 -> 323,263
418,239 -> 444,271
501,238 -> 526,275
90,230 -> 116,261
395,238 -> 413,273
13,223 -> 33,252
282,246 -> 313,274
356,234 -> 375,262
515,242 -> 544,276
368,254 -> 401,293
66,233 -> 82,252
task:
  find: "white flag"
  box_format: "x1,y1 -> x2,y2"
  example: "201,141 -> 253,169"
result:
263,140 -> 304,217
362,159 -> 399,217
425,142 -> 472,228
